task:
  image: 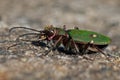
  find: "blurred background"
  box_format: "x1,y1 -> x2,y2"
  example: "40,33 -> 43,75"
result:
0,0 -> 120,46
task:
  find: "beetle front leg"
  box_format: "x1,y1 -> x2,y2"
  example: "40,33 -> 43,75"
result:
53,36 -> 63,49
92,45 -> 115,59
44,36 -> 63,56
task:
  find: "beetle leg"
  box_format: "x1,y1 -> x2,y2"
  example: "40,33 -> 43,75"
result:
71,39 -> 80,54
91,45 -> 117,59
53,36 -> 63,49
44,36 -> 63,55
64,40 -> 71,51
64,38 -> 79,54
92,45 -> 107,56
82,42 -> 91,55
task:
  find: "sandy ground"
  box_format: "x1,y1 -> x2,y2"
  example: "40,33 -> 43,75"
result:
0,0 -> 120,80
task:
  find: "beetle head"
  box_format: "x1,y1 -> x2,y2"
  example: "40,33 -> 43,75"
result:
44,25 -> 55,32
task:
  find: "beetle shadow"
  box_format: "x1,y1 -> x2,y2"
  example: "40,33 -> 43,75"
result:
56,47 -> 79,55
31,41 -> 76,55
56,47 -> 99,55
31,41 -> 47,47
31,41 -> 98,56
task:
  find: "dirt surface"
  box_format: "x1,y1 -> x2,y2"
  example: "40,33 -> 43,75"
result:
0,0 -> 120,80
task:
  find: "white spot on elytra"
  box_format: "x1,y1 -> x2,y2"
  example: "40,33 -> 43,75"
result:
90,40 -> 94,44
92,34 -> 97,38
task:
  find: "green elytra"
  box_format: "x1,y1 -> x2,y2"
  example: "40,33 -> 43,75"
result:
67,29 -> 111,45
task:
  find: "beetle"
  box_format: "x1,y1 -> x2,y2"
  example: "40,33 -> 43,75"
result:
37,25 -> 111,56
8,25 -> 111,56
45,26 -> 111,56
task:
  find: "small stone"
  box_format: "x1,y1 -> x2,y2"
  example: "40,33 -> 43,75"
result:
45,47 -> 49,51
20,58 -> 27,62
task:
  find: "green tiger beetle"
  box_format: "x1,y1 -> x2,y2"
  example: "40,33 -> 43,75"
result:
8,25 -> 111,56
41,25 -> 111,56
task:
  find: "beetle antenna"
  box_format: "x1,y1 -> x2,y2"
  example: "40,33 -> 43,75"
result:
7,33 -> 43,50
9,27 -> 41,33
15,33 -> 41,41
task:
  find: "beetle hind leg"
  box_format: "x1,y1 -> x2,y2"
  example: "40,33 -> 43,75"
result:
92,45 -> 109,57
